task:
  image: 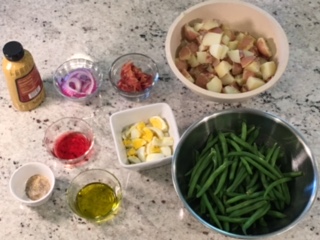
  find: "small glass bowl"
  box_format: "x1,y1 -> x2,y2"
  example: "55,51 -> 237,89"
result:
67,169 -> 122,223
43,117 -> 94,167
53,58 -> 103,102
109,53 -> 159,102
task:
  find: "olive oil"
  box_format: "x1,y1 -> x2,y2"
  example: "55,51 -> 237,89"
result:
75,182 -> 119,221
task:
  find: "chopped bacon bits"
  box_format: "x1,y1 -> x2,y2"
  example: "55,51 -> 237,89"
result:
117,62 -> 153,92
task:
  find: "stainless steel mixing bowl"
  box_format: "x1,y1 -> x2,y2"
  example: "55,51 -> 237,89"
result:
172,108 -> 318,239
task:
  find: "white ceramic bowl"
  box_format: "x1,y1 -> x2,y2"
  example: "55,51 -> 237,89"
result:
165,0 -> 289,102
110,103 -> 180,171
9,162 -> 55,206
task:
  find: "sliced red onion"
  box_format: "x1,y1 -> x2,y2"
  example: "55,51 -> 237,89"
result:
58,68 -> 97,98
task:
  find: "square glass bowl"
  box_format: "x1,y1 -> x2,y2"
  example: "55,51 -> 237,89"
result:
110,103 -> 180,171
53,58 -> 103,102
108,53 -> 159,102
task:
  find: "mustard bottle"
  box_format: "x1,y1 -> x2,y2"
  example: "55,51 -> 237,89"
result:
2,41 -> 45,111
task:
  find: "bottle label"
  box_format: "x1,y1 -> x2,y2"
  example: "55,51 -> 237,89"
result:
15,66 -> 43,103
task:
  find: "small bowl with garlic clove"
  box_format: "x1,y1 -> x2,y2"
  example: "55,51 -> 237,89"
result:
110,103 -> 180,171
9,162 -> 55,207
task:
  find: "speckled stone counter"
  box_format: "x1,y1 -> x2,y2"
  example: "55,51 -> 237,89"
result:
0,0 -> 319,239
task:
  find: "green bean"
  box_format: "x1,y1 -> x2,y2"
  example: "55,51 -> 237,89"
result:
185,150 -> 200,177
247,171 -> 259,189
228,139 -> 252,175
226,196 -> 267,214
228,151 -> 282,179
242,203 -> 270,234
265,143 -> 277,163
199,164 -> 213,186
200,194 -> 206,214
226,192 -> 243,198
282,171 -> 303,178
271,188 -> 286,202
196,161 -> 232,198
209,191 -> 225,215
276,199 -> 285,211
241,121 -> 247,141
230,133 -> 257,154
214,144 -> 222,166
246,183 -> 261,195
218,132 -> 228,157
217,215 -> 248,223
229,158 -> 239,181
241,157 -> 253,175
214,165 -> 228,195
246,125 -> 256,136
226,191 -> 264,205
266,210 -> 287,218
188,150 -> 215,198
223,221 -> 230,232
247,127 -> 260,145
264,177 -> 292,198
200,135 -> 219,158
188,151 -> 202,178
270,145 -> 281,167
227,165 -> 247,193
281,182 -> 291,205
259,217 -> 268,227
202,193 -> 222,229
229,200 -> 268,217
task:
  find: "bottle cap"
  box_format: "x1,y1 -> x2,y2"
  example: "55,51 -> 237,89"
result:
3,41 -> 25,61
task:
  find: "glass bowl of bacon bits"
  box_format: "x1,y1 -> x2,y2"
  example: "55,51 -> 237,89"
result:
109,53 -> 159,102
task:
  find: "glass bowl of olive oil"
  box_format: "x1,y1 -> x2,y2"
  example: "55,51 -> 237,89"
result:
67,169 -> 122,223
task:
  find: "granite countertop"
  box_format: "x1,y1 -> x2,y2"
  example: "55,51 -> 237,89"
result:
0,0 -> 319,239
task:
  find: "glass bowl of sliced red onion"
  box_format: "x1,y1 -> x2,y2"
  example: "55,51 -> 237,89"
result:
109,53 -> 159,102
53,58 -> 103,102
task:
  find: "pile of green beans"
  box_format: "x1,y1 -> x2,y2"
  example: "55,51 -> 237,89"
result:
186,122 -> 303,235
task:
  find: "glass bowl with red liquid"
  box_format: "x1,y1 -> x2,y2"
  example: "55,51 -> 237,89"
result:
53,58 -> 103,102
44,117 -> 94,167
109,53 -> 159,102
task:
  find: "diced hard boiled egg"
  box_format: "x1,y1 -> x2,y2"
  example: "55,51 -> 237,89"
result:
135,121 -> 146,131
122,116 -> 174,164
149,116 -> 168,131
132,138 -> 147,149
141,127 -> 154,142
130,128 -> 141,139
161,146 -> 172,157
123,139 -> 132,147
137,146 -> 146,162
126,148 -> 136,156
152,136 -> 174,147
148,126 -> 164,139
146,153 -> 165,162
128,156 -> 141,164
146,142 -> 161,155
